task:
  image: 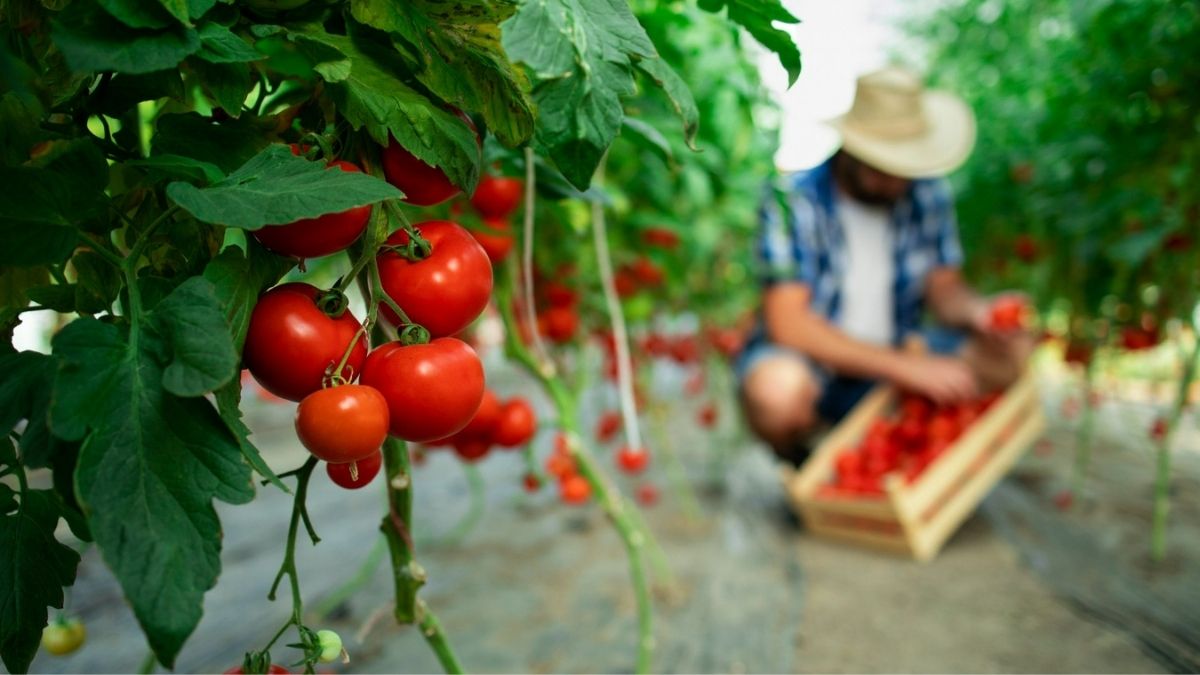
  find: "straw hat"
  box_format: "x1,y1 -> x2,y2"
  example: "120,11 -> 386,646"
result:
828,67 -> 976,179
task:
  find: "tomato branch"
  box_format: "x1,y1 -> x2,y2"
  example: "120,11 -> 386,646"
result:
416,600 -> 463,674
521,146 -> 555,376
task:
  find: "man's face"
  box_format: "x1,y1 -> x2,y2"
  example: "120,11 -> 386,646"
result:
838,153 -> 911,206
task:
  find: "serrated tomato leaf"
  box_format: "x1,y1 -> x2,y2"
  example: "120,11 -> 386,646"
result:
0,488 -> 81,675
49,316 -> 254,667
215,377 -> 288,492
502,0 -> 656,189
202,241 -> 291,353
298,27 -> 481,194
51,3 -> 201,75
150,276 -> 238,397
635,56 -> 699,150
195,23 -> 262,63
0,351 -> 66,469
350,0 -> 534,148
696,0 -> 800,86
167,144 -> 402,229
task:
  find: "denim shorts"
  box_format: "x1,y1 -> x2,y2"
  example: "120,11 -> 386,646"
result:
734,326 -> 966,424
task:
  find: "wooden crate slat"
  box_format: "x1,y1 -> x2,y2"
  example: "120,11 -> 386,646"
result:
908,405 -> 1046,560
806,521 -> 912,555
793,385 -> 894,495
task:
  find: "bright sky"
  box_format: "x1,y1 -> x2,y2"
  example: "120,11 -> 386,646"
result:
760,0 -> 913,172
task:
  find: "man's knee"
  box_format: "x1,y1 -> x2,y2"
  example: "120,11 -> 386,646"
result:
740,355 -> 821,443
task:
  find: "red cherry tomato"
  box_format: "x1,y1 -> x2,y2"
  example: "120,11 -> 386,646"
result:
378,221 -> 493,337
470,216 -> 515,263
1014,234 -> 1038,262
456,389 -> 501,440
1150,417 -> 1168,442
697,403 -> 717,428
470,175 -> 524,219
669,336 -> 699,365
453,439 -> 491,462
542,282 -> 578,308
493,398 -> 537,448
614,271 -> 638,298
295,385 -> 389,463
595,410 -> 621,444
522,473 -> 541,492
641,227 -> 680,250
326,450 -> 382,489
539,305 -> 578,343
635,483 -> 660,507
360,338 -> 485,442
545,452 -> 575,480
243,283 -> 367,401
252,157 -> 371,259
616,446 -> 649,474
559,474 -> 591,505
224,666 -> 290,674
988,296 -> 1027,331
630,257 -> 664,287
381,114 -> 477,206
835,451 -> 863,479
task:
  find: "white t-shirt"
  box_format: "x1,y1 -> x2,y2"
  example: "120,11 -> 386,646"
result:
834,189 -> 895,346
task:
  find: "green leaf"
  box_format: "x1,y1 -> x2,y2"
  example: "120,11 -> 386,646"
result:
150,276 -> 238,397
50,316 -> 254,667
297,28 -> 481,193
350,0 -> 535,148
89,70 -> 186,117
25,284 -> 76,313
154,112 -> 271,173
201,241 -> 291,353
72,250 -> 123,315
0,489 -> 81,675
215,377 -> 288,492
636,57 -> 699,150
127,154 -> 226,184
97,0 -> 174,29
620,117 -> 673,163
51,3 -> 201,75
697,0 -> 801,86
0,94 -> 46,166
0,352 -> 66,470
167,143 -> 403,229
0,267 -> 48,312
502,0 -> 656,189
195,23 -> 263,63
190,59 -> 253,116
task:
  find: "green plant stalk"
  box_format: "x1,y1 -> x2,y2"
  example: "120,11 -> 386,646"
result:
1150,333 -> 1200,562
495,272 -> 655,674
416,600 -> 463,674
264,457 -> 320,673
1069,350 -> 1098,497
311,537 -> 386,621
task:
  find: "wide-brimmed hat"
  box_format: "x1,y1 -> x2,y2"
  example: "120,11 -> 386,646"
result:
828,67 -> 976,179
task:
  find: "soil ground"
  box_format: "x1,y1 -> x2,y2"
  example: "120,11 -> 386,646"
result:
18,358 -> 1199,675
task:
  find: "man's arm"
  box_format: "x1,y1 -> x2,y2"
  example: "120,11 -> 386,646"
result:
765,281 -> 978,402
925,267 -> 989,330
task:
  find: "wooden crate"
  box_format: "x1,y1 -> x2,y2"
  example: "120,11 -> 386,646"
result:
785,367 -> 1046,561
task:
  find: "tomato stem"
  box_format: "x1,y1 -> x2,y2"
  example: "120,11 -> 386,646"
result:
416,599 -> 463,674
1150,327 -> 1199,562
266,456 -> 319,663
519,146 -> 556,374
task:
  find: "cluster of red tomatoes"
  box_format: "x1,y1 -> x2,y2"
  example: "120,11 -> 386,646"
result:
819,392 -> 1000,499
242,130 -> 531,488
422,389 -> 537,462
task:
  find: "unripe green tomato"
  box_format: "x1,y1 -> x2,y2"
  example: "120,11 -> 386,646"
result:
42,618 -> 86,656
316,629 -> 342,663
623,294 -> 655,323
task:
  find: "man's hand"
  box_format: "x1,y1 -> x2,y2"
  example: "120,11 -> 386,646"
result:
970,292 -> 1032,339
888,353 -> 979,404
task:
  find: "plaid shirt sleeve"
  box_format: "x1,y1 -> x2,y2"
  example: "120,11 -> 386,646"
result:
756,180 -> 821,287
928,178 -> 965,267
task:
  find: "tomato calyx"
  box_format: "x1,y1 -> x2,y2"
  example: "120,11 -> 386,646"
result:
380,228 -> 433,263
399,324 -> 432,346
314,287 -> 350,319
232,649 -> 278,674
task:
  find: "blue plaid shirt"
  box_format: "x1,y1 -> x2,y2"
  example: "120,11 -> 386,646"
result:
756,156 -> 964,345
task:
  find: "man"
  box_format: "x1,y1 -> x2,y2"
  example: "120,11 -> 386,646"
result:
737,66 -> 1031,465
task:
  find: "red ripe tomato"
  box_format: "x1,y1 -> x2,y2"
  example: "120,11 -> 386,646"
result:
360,338 -> 485,442
381,115 -> 477,206
697,403 -> 717,428
988,296 -> 1027,331
1063,340 -> 1093,366
899,395 -> 932,422
295,385 -> 389,463
545,452 -> 575,480
453,439 -> 491,462
252,158 -> 371,259
927,414 -> 959,445
615,446 -> 649,474
225,666 -> 290,674
684,371 -> 706,397
377,221 -> 493,337
471,216 -> 514,263
641,227 -> 680,250
635,483 -> 660,507
522,473 -> 541,492
1150,417 -> 1168,442
493,398 -> 537,448
595,410 -> 621,444
1014,234 -> 1039,262
1053,489 -> 1074,511
326,450 -> 382,490
705,327 -> 743,359
1120,326 -> 1159,351
614,270 -> 638,298
669,336 -> 700,365
559,474 -> 591,505
469,175 -> 524,219
540,306 -> 579,343
629,257 -> 664,287
835,451 -> 863,479
456,389 -> 501,440
243,283 -> 368,401
542,282 -> 578,308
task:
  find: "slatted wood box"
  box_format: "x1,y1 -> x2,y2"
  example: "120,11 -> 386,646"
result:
785,368 -> 1045,561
